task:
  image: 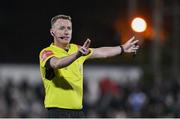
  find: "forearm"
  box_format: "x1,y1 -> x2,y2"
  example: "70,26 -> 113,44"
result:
50,52 -> 80,69
91,46 -> 123,59
99,46 -> 123,57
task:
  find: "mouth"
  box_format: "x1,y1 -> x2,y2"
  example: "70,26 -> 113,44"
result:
59,36 -> 70,40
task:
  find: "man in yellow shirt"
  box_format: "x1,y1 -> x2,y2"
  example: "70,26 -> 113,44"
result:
39,14 -> 139,117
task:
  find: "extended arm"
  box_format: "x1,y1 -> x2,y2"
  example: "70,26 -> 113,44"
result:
90,46 -> 123,58
90,36 -> 139,59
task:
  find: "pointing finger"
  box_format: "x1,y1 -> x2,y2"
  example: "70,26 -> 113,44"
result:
127,36 -> 135,43
83,38 -> 91,49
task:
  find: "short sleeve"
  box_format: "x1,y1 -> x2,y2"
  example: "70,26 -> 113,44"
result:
84,48 -> 93,60
78,48 -> 93,63
39,50 -> 55,67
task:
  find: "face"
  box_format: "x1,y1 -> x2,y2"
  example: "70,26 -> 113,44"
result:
51,19 -> 72,45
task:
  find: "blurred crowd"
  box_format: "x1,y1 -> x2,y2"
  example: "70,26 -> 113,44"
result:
0,75 -> 180,118
0,77 -> 46,118
84,75 -> 180,118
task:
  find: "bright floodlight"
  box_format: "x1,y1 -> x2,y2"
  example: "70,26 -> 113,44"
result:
131,17 -> 147,32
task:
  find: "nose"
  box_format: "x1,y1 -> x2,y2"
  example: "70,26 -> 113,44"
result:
64,29 -> 69,35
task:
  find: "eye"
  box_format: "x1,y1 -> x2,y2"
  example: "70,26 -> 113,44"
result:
59,26 -> 65,30
67,26 -> 72,30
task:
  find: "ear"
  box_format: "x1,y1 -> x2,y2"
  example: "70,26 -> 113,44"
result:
50,29 -> 54,36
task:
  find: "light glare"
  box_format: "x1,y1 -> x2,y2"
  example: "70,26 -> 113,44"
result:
131,17 -> 147,32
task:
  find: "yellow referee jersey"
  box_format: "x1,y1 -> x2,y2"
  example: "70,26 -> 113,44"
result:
39,43 -> 93,109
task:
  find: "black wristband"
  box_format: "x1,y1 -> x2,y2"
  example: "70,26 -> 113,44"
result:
120,45 -> 124,55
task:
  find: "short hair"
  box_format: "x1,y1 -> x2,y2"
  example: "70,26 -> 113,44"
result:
51,14 -> 71,27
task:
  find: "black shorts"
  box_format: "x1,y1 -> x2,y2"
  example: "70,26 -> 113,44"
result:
47,108 -> 85,118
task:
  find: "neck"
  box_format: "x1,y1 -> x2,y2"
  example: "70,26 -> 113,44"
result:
54,41 -> 69,50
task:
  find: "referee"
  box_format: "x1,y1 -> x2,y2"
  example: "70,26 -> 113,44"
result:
39,14 -> 139,118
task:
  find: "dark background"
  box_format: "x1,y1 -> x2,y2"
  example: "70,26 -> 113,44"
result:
0,0 -> 153,64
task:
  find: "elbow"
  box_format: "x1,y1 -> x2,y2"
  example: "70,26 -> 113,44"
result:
50,57 -> 66,69
51,62 -> 59,69
51,61 -> 64,69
